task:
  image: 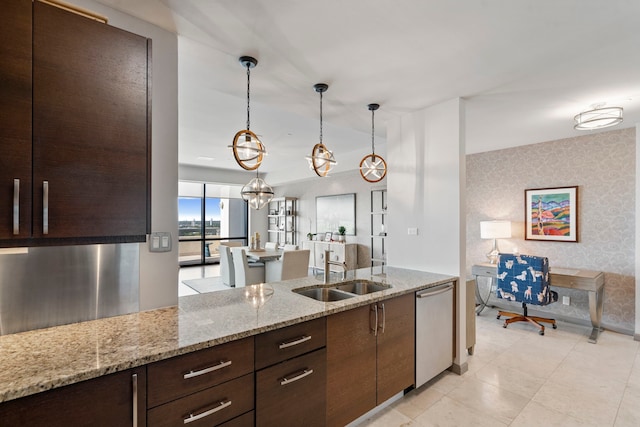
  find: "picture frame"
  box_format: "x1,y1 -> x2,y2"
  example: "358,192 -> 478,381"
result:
324,232 -> 333,242
525,186 -> 578,242
316,193 -> 356,235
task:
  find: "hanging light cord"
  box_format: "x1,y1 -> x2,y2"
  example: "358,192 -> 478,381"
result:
246,65 -> 251,130
319,90 -> 323,144
371,108 -> 376,156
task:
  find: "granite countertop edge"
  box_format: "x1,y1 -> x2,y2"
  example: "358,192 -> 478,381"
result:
0,266 -> 457,403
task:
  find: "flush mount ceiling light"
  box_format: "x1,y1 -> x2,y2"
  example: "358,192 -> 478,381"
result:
229,56 -> 266,170
360,103 -> 387,183
574,103 -> 623,130
306,83 -> 337,177
241,170 -> 274,210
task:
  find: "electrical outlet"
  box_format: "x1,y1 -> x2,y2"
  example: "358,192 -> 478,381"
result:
407,227 -> 419,235
562,296 -> 570,305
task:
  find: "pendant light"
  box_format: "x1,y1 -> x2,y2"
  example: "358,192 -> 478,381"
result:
359,103 -> 387,183
306,83 -> 337,177
241,169 -> 274,210
229,56 -> 266,170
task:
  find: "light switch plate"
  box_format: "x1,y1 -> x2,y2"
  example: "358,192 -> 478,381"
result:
149,232 -> 172,253
562,295 -> 570,305
407,227 -> 419,235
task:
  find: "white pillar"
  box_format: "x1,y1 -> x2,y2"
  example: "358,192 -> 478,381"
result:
387,98 -> 468,371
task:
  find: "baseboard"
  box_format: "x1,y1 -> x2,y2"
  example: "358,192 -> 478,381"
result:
450,362 -> 468,375
634,334 -> 640,342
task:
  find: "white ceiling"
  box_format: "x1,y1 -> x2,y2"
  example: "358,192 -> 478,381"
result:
96,0 -> 640,185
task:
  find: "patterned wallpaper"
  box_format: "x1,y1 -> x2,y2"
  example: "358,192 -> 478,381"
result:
466,127 -> 636,334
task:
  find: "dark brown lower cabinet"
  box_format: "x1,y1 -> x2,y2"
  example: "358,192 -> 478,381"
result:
256,348 -> 326,427
0,367 -> 146,427
147,373 -> 254,427
326,293 -> 415,427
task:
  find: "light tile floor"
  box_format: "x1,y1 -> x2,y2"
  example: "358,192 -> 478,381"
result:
178,265 -> 220,296
358,308 -> 640,426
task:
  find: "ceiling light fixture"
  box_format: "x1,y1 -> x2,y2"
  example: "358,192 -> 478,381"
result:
574,103 -> 623,130
360,103 -> 387,183
306,83 -> 336,177
229,56 -> 266,170
241,169 -> 274,210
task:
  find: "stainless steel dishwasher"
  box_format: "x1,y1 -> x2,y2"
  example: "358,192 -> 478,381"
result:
415,282 -> 454,388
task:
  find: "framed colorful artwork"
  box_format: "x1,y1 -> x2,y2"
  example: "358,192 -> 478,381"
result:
525,186 -> 578,242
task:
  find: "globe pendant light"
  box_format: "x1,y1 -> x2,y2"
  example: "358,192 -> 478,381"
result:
229,56 -> 267,170
306,83 -> 337,177
241,169 -> 274,210
359,103 -> 387,182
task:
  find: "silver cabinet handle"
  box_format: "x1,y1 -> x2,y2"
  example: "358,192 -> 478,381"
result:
13,179 -> 19,235
132,373 -> 138,427
183,400 -> 232,424
380,302 -> 386,334
279,335 -> 311,349
416,283 -> 454,298
183,360 -> 232,379
371,304 -> 378,336
42,181 -> 49,235
280,368 -> 314,385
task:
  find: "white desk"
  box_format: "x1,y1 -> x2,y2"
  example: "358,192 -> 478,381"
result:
472,262 -> 605,343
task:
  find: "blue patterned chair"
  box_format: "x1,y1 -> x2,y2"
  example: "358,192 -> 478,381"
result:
496,253 -> 558,335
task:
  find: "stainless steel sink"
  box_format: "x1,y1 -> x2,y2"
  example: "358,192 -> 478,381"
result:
334,280 -> 391,295
293,280 -> 391,301
293,288 -> 355,302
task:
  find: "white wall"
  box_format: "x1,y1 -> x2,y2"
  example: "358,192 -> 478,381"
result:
274,170 -> 387,266
636,124 -> 640,340
77,0 -> 180,310
386,98 -> 467,371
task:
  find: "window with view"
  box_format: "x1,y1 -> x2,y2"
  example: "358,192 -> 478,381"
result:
178,182 -> 248,266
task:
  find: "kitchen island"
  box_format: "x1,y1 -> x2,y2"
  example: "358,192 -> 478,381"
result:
0,266 -> 456,426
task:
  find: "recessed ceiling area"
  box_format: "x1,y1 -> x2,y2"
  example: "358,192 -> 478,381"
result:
95,0 -> 640,184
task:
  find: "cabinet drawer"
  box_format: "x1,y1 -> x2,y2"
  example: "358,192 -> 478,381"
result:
219,411 -> 254,427
148,337 -> 254,408
256,348 -> 326,427
148,373 -> 254,427
255,318 -> 326,370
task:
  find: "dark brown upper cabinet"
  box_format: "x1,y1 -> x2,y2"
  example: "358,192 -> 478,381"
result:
0,0 -> 151,247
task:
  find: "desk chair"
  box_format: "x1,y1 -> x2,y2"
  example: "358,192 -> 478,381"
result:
231,248 -> 265,287
496,253 -> 558,335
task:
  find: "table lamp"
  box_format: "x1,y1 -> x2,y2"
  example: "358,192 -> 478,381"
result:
480,220 -> 512,264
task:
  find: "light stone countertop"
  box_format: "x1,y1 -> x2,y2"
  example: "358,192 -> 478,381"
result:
0,266 -> 456,403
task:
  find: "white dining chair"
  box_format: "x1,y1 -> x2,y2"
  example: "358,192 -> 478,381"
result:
265,249 -> 310,283
219,245 -> 235,287
231,248 -> 265,287
283,244 -> 298,251
265,242 -> 278,250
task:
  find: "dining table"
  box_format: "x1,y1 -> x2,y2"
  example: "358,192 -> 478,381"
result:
244,248 -> 283,262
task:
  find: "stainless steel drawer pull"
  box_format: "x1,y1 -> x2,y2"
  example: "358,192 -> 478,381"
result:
13,179 -> 19,235
379,302 -> 386,334
279,335 -> 312,349
42,181 -> 49,235
183,360 -> 232,379
183,400 -> 232,424
417,283 -> 454,298
280,368 -> 314,385
132,373 -> 138,427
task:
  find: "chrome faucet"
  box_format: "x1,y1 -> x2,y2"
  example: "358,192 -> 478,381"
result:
324,250 -> 347,284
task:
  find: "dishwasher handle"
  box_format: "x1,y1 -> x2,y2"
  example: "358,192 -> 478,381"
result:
416,282 -> 454,298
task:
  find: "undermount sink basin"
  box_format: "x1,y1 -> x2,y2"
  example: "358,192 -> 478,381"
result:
334,280 -> 391,295
293,280 -> 392,302
294,288 -> 355,302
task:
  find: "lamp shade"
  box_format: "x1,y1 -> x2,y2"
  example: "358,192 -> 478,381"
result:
480,220 -> 512,239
